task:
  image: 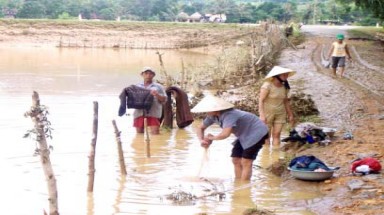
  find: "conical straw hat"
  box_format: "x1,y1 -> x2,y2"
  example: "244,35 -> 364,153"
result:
264,66 -> 296,80
191,95 -> 234,113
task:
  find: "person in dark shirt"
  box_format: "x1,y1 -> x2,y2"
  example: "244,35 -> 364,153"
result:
133,67 -> 166,134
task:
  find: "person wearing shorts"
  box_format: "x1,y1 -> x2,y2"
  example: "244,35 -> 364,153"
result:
133,67 -> 166,134
327,34 -> 352,77
259,66 -> 296,146
192,95 -> 269,181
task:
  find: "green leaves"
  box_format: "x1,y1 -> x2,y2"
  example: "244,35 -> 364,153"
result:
338,0 -> 384,21
2,0 -> 382,24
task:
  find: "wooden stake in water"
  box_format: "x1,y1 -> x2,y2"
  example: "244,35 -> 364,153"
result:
27,91 -> 59,215
112,120 -> 127,175
87,101 -> 98,193
144,117 -> 151,158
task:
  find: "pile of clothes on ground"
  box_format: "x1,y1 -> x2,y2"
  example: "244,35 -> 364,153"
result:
351,157 -> 382,175
282,122 -> 331,145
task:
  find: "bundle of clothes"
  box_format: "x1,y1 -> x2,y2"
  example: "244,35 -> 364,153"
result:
289,155 -> 332,172
351,157 -> 382,175
118,85 -> 154,116
282,122 -> 329,145
289,155 -> 382,175
118,85 -> 194,129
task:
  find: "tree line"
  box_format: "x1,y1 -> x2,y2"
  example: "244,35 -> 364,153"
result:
0,0 -> 382,25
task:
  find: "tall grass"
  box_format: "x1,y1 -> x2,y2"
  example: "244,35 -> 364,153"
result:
348,27 -> 384,39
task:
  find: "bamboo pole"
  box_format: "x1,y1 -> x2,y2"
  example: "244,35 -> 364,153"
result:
180,58 -> 186,90
112,120 -> 127,175
144,117 -> 151,158
87,193 -> 94,215
87,101 -> 98,192
28,91 -> 59,215
155,50 -> 172,87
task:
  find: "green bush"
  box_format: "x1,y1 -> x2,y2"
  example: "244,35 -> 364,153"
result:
58,12 -> 75,20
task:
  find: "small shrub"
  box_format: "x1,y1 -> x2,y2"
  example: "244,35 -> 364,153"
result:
58,12 -> 75,20
243,206 -> 275,215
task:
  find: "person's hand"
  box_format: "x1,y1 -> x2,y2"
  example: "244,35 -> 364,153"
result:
200,138 -> 212,148
206,133 -> 215,140
150,90 -> 159,97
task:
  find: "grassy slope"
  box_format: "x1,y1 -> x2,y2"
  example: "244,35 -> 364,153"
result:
348,27 -> 384,39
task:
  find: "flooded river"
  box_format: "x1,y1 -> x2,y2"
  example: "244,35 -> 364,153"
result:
0,47 -> 323,215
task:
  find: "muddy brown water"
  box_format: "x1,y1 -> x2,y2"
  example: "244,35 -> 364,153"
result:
0,47 -> 327,215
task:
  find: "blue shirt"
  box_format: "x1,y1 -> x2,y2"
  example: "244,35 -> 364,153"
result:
203,109 -> 268,149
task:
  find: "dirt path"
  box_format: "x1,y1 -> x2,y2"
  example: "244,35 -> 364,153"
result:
278,25 -> 384,215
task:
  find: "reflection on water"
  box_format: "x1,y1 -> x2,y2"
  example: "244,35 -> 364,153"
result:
0,47 -> 323,215
0,47 -> 210,96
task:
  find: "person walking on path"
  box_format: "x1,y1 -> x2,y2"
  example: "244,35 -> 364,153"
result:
258,66 -> 296,147
133,67 -> 166,134
192,95 -> 269,181
327,34 -> 353,77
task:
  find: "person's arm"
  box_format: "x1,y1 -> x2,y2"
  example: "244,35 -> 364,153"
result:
284,97 -> 295,127
152,90 -> 166,103
197,124 -> 212,148
258,87 -> 269,124
345,44 -> 352,60
206,127 -> 232,141
151,85 -> 167,103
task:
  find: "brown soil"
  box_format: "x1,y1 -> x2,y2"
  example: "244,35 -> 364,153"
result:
277,26 -> 384,215
0,19 -> 253,49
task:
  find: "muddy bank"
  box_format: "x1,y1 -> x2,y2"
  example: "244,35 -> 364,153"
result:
0,19 -> 256,49
277,26 -> 384,215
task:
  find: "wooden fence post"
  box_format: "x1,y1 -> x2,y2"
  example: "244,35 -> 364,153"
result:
144,118 -> 151,158
87,101 -> 98,192
27,91 -> 59,215
112,120 -> 127,175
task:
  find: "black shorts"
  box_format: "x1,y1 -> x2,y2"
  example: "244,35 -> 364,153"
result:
331,56 -> 346,68
231,134 -> 268,160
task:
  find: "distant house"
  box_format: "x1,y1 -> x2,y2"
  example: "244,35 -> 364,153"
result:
3,7 -> 17,19
189,12 -> 202,22
210,14 -> 227,23
201,14 -> 227,23
319,19 -> 342,25
177,12 -> 189,22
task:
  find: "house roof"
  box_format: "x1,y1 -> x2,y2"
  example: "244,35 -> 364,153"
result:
190,12 -> 202,19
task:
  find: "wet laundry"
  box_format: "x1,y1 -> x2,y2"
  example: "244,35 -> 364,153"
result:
118,85 -> 154,116
289,155 -> 331,171
282,122 -> 328,144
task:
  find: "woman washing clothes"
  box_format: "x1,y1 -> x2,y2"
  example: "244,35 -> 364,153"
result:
192,95 -> 269,181
259,66 -> 296,146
